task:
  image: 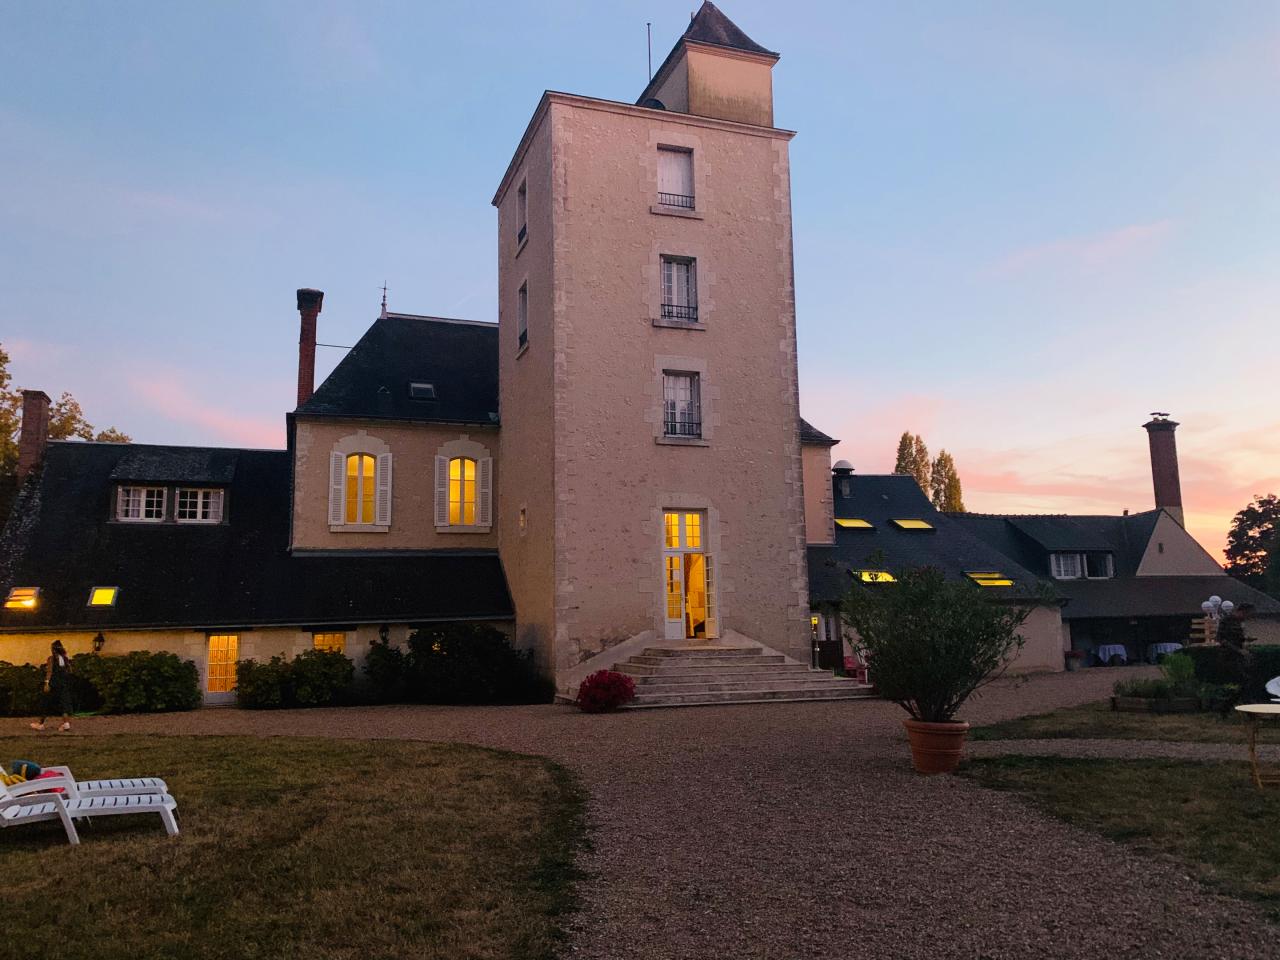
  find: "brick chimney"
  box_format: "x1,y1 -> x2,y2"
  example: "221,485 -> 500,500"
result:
16,390 -> 51,480
1143,413 -> 1184,526
295,288 -> 323,408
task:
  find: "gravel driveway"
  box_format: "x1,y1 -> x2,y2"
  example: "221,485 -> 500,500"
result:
8,667 -> 1276,959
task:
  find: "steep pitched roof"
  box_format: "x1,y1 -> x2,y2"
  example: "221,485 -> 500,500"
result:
799,417 -> 838,446
808,474 -> 1049,605
0,442 -> 514,632
297,314 -> 499,425
682,1 -> 777,57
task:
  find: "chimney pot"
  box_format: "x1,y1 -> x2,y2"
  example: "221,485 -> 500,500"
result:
295,288 -> 323,408
16,390 -> 51,480
1142,414 -> 1183,526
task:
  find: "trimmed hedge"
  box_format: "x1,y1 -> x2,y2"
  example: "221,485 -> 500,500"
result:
236,650 -> 354,709
0,652 -> 200,716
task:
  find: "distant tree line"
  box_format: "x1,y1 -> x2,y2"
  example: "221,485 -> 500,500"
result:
1225,493 -> 1280,599
893,431 -> 965,512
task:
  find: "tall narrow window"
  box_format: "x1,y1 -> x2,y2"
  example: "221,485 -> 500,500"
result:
661,257 -> 697,321
345,454 -> 376,524
657,147 -> 694,209
449,456 -> 477,525
516,180 -> 528,244
663,372 -> 702,439
117,486 -> 166,522
517,282 -> 528,349
207,634 -> 239,694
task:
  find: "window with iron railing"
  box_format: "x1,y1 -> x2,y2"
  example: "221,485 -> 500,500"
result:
517,282 -> 528,349
658,147 -> 694,210
516,180 -> 527,244
661,256 -> 698,322
663,372 -> 702,439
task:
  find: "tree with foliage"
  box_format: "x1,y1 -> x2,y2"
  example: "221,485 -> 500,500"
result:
930,450 -> 966,512
893,432 -> 914,477
1225,494 -> 1280,598
892,431 -> 932,493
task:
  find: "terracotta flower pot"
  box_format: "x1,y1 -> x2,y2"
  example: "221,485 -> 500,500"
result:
903,718 -> 970,775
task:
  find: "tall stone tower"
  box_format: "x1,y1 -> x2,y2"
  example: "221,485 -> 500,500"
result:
493,2 -> 810,688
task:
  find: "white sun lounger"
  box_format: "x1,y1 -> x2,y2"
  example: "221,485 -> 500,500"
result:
1,775 -> 179,845
42,766 -> 168,799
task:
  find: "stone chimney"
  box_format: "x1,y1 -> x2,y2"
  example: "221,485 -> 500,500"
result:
16,390 -> 51,480
1143,413 -> 1184,526
295,288 -> 323,408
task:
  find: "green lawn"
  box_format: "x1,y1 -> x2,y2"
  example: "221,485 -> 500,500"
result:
971,698 -> 1280,744
0,735 -> 585,960
963,756 -> 1280,918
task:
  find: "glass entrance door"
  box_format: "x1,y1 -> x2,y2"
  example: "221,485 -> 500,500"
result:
662,511 -> 717,641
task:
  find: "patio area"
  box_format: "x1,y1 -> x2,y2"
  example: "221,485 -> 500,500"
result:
7,666 -> 1275,959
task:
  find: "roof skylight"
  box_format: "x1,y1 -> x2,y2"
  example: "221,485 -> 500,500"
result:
891,519 -> 934,531
967,571 -> 1014,587
4,587 -> 39,610
408,382 -> 437,401
857,570 -> 897,583
835,518 -> 873,529
88,586 -> 119,607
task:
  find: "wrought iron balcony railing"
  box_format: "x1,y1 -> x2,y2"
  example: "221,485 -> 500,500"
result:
660,303 -> 698,322
657,192 -> 695,210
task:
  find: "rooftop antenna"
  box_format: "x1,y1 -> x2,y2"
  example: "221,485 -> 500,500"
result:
379,282 -> 388,319
647,22 -> 652,81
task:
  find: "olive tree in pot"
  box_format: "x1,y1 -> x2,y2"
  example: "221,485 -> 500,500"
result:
842,566 -> 1036,774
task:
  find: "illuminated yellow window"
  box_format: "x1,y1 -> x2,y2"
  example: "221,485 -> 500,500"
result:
313,632 -> 346,654
448,457 -> 477,525
684,512 -> 702,549
664,512 -> 680,549
88,586 -> 118,607
835,518 -> 873,529
345,454 -> 376,524
207,634 -> 239,693
4,587 -> 39,610
891,519 -> 934,530
967,572 -> 1014,587
858,570 -> 897,583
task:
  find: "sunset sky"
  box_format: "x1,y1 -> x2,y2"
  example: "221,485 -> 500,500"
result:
1,1 -> 1276,556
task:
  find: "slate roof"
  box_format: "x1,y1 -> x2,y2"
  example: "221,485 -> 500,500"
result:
681,1 -> 777,57
297,314 -> 499,425
950,511 -> 1280,619
0,442 -> 514,633
799,417 -> 837,446
808,474 -> 1050,605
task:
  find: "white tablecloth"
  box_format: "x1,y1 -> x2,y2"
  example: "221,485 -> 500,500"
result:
1148,642 -> 1183,658
1096,644 -> 1128,663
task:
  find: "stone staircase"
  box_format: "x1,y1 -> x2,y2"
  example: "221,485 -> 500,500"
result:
614,644 -> 873,708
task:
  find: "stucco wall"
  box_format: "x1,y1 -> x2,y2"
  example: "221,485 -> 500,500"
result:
527,95 -> 809,676
1007,604 -> 1066,674
801,445 -> 834,545
686,46 -> 775,127
292,418 -> 499,551
1136,512 -> 1223,576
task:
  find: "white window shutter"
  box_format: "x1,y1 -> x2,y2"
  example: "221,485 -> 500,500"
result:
703,554 -> 718,639
434,455 -> 449,527
328,452 -> 345,525
477,457 -> 493,527
375,453 -> 393,526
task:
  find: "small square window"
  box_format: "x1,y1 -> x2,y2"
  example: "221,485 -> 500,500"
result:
408,382 -> 437,401
176,488 -> 224,524
313,632 -> 346,654
117,486 -> 166,522
4,587 -> 39,610
890,519 -> 934,531
88,586 -> 119,607
1051,553 -> 1083,579
835,518 -> 873,529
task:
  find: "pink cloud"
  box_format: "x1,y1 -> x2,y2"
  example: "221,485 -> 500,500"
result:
990,219 -> 1175,276
130,376 -> 283,449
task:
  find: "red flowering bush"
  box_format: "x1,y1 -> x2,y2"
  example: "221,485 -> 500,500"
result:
575,670 -> 636,713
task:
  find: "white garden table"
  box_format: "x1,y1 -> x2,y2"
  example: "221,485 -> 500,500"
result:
1234,704 -> 1280,789
1096,643 -> 1128,664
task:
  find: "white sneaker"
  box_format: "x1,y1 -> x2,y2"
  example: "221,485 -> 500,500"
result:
28,722 -> 45,731
58,722 -> 71,732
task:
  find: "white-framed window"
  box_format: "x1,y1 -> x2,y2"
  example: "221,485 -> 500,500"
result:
117,485 -> 166,522
1050,552 -> 1082,580
657,147 -> 694,209
516,179 -> 528,244
662,509 -> 717,640
434,437 -> 493,531
663,372 -> 702,439
327,432 -> 392,530
176,488 -> 224,524
660,256 -> 697,322
517,282 -> 528,349
1050,551 -> 1114,580
1085,552 -> 1115,579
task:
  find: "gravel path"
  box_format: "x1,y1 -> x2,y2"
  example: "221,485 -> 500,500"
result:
7,667 -> 1276,959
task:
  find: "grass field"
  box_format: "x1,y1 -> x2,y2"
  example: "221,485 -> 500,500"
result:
971,699 -> 1280,744
0,735 -> 584,960
964,756 -> 1280,919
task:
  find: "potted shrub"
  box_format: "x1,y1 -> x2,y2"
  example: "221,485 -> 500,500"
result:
842,566 -> 1037,774
1064,649 -> 1085,672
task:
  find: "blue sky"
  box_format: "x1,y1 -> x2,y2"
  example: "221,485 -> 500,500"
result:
1,1 -> 1276,553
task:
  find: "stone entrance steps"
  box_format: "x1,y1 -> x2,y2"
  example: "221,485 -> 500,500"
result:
614,644 -> 873,708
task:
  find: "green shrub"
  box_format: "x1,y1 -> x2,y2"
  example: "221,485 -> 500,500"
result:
236,657 -> 291,709
89,651 -> 201,713
1114,677 -> 1173,699
363,638 -> 407,703
290,650 -> 354,707
1160,652 -> 1199,696
1184,643 -> 1280,705
0,661 -> 45,717
403,624 -> 552,705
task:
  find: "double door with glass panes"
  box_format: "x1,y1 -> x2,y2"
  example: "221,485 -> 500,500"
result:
662,510 -> 718,641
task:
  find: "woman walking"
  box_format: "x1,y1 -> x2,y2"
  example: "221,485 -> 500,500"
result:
30,640 -> 74,732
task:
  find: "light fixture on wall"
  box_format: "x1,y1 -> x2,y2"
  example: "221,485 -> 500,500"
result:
92,632 -> 106,654
378,623 -> 390,645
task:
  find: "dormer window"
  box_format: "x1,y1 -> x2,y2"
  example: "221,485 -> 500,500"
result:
1050,552 -> 1114,580
176,488 -> 224,524
117,486 -> 166,522
408,382 -> 437,402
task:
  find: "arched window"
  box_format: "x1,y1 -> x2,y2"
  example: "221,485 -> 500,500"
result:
449,456 -> 477,525
328,432 -> 392,530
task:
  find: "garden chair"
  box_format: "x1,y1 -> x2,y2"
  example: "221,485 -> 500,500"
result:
41,766 -> 168,799
1,775 -> 179,845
